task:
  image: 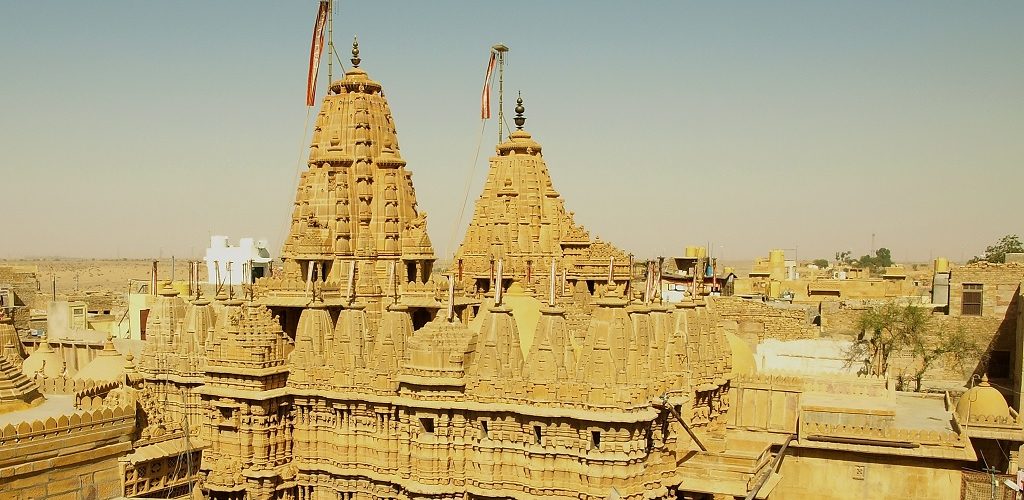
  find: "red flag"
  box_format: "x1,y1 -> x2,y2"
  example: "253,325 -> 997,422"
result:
481,51 -> 497,119
306,1 -> 329,107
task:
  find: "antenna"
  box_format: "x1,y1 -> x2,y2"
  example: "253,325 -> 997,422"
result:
492,44 -> 509,143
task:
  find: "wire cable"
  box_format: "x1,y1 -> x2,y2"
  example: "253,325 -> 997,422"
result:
444,119 -> 489,260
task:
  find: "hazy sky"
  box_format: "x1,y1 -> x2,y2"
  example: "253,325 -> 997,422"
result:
1,1 -> 1021,262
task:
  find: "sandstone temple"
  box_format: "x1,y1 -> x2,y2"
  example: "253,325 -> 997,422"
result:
3,40 -> 1024,500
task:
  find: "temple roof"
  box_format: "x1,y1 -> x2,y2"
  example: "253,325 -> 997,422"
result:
278,50 -> 433,265
72,335 -> 129,383
453,98 -> 630,286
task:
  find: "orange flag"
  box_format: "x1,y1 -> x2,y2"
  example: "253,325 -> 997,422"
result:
306,1 -> 329,107
481,51 -> 497,119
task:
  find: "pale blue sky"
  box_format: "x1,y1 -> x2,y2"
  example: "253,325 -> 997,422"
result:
1,1 -> 1021,262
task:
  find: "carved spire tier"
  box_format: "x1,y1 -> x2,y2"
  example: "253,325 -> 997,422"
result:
257,52 -> 437,320
453,119 -> 630,303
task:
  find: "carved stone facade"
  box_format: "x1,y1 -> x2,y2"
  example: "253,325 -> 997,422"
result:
254,47 -> 440,334
126,51 -> 739,500
452,102 -> 631,305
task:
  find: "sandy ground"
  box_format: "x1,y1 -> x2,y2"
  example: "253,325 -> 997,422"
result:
1,258 -> 206,295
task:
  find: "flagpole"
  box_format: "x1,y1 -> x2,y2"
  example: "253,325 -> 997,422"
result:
492,44 -> 508,143
327,0 -> 334,85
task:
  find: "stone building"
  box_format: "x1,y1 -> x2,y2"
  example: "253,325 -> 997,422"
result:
0,265 -> 40,332
942,262 -> 1024,404
0,312 -> 140,500
188,44 -> 741,500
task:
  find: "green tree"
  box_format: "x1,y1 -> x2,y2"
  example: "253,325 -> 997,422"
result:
903,323 -> 982,392
846,302 -> 982,391
812,259 -> 829,269
856,247 -> 893,272
969,234 -> 1023,264
834,250 -> 853,265
874,247 -> 892,267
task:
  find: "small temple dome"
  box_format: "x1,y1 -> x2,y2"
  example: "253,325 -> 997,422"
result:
22,337 -> 64,378
956,375 -> 1010,422
726,332 -> 757,377
73,335 -> 128,382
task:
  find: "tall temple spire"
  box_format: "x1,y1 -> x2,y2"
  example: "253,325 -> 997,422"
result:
452,96 -> 631,322
256,39 -> 438,327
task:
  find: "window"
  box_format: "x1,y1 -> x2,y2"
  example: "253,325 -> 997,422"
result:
420,417 -> 434,434
480,419 -> 489,439
533,425 -> 542,445
962,283 -> 983,316
591,430 -> 602,450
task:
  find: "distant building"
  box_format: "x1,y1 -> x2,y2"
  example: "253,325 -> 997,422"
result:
203,236 -> 272,286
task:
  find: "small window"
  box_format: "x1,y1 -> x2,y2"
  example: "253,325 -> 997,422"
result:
533,425 -> 542,445
420,417 -> 434,434
480,419 -> 489,439
591,430 -> 602,449
962,283 -> 983,316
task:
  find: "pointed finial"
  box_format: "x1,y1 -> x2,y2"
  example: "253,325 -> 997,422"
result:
351,36 -> 361,67
514,92 -> 526,130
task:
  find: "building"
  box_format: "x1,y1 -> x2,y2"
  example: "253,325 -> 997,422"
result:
204,236 -> 273,286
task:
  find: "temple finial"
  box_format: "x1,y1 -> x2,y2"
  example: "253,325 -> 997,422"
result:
351,36 -> 361,67
514,92 -> 526,130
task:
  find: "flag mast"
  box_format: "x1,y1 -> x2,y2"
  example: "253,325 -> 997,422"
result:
327,0 -> 334,84
492,44 -> 509,143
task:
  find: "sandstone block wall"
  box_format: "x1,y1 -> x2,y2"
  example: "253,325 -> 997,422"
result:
819,300 -> 1013,387
948,264 -> 1023,319
708,296 -> 816,342
774,448 -> 962,500
0,395 -> 135,500
1,455 -> 123,500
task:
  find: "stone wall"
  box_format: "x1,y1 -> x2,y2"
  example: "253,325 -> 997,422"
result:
728,373 -> 890,434
0,265 -> 39,332
774,448 -> 963,500
819,301 -> 870,336
0,403 -> 136,500
817,295 -> 1016,390
708,296 -> 816,343
948,263 -> 1024,319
